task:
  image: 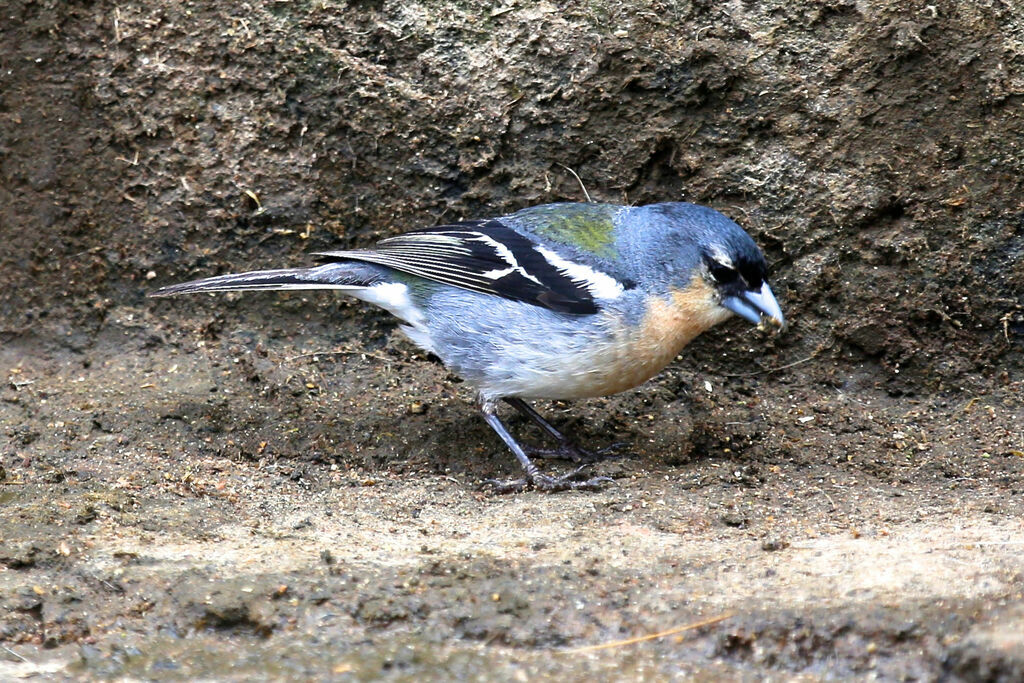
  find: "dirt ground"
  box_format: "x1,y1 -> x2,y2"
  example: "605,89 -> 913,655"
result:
2,0 -> 1023,679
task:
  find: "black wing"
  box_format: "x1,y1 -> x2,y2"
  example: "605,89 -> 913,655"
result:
315,219 -> 618,314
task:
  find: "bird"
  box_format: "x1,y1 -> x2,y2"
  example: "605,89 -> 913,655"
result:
152,202 -> 785,492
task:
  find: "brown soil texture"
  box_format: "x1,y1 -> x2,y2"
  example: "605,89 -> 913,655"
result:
2,0 -> 1024,679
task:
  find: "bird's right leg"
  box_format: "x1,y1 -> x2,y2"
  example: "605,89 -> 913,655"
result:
502,398 -> 626,463
478,399 -> 611,493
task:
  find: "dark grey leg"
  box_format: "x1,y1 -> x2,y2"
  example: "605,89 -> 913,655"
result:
479,399 -> 611,493
502,397 -> 627,463
503,397 -> 568,442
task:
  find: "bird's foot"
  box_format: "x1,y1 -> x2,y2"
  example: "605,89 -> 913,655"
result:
485,466 -> 613,494
525,441 -> 629,464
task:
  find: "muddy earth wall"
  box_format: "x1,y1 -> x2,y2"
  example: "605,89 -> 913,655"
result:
1,0 -> 1023,679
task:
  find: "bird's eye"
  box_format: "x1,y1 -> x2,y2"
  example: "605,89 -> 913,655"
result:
709,261 -> 738,284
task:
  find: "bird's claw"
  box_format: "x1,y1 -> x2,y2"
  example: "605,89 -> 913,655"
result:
484,467 -> 613,494
525,441 -> 629,464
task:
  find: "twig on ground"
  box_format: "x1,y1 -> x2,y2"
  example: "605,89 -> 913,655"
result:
564,612 -> 735,654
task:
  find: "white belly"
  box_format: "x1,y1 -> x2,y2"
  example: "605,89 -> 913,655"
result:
476,289 -> 732,400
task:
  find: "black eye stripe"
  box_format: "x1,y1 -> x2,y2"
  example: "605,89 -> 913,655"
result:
739,264 -> 765,289
704,248 -> 767,289
708,261 -> 737,283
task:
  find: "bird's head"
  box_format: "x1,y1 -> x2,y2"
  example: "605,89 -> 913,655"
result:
633,203 -> 786,332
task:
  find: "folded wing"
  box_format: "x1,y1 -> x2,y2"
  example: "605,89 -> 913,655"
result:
317,219 -> 627,315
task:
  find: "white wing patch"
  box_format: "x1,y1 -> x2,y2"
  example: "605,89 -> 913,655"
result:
534,245 -> 625,300
469,234 -> 544,286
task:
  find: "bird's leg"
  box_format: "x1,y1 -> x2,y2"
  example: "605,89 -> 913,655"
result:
502,397 -> 627,463
478,399 -> 611,493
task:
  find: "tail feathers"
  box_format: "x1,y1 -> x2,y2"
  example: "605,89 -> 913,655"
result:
150,263 -> 383,297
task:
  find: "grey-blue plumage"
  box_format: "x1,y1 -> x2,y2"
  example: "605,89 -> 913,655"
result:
152,202 -> 785,491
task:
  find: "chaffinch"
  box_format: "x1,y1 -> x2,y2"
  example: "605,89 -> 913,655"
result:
153,202 -> 785,492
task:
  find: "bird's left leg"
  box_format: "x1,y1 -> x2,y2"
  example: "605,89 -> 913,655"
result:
502,397 -> 626,463
478,399 -> 611,493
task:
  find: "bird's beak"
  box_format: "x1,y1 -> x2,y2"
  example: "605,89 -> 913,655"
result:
722,281 -> 786,331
